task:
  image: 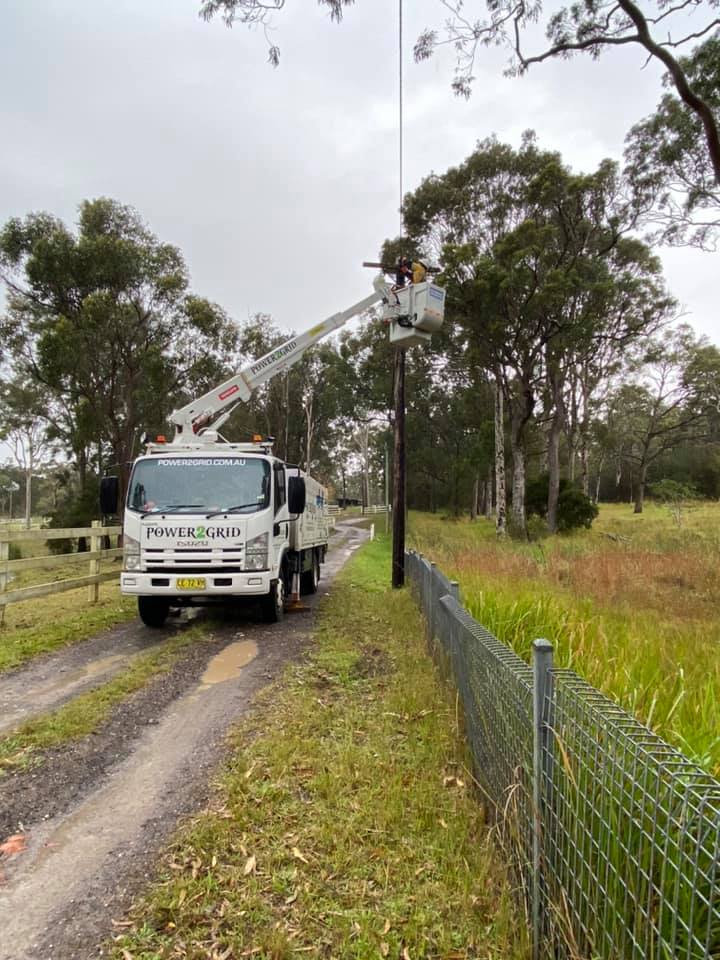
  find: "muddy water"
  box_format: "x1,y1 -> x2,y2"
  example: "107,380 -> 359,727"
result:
200,639 -> 258,686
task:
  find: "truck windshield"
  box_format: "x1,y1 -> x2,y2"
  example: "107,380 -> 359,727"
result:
127,457 -> 270,515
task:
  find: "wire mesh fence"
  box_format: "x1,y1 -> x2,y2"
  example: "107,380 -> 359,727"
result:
405,550 -> 720,960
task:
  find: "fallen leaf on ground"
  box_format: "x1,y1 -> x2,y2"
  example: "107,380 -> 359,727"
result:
442,775 -> 465,788
382,919 -> 391,935
0,834 -> 27,858
380,943 -> 389,957
402,948 -> 411,960
292,846 -> 309,864
243,854 -> 257,875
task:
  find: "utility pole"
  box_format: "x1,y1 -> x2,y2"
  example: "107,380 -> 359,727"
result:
384,442 -> 390,533
392,348 -> 406,588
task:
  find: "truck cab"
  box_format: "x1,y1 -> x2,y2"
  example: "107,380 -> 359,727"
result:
108,438 -> 328,627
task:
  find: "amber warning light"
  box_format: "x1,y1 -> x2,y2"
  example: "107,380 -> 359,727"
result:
155,435 -> 167,443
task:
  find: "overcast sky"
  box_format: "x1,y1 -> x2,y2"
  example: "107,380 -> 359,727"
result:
1,0 -> 717,348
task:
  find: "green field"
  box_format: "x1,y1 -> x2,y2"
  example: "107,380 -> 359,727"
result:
408,502 -> 720,777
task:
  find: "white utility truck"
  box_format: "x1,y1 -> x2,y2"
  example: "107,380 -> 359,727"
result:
100,274 -> 445,627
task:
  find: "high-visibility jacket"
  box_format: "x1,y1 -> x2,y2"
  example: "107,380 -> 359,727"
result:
412,261 -> 427,284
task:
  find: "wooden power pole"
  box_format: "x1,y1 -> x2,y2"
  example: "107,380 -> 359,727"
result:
392,347 -> 406,588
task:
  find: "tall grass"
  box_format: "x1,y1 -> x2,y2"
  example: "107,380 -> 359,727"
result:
408,504 -> 720,777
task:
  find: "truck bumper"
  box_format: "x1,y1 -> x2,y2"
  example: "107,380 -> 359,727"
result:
120,571 -> 273,597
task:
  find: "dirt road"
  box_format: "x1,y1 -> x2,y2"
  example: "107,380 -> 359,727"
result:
0,520 -> 368,960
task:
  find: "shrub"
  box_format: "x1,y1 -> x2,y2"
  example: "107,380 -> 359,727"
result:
556,485 -> 599,531
650,479 -> 700,503
526,474 -> 598,532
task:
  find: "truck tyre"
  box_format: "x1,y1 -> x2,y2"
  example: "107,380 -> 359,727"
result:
263,577 -> 285,623
138,596 -> 170,628
301,551 -> 319,595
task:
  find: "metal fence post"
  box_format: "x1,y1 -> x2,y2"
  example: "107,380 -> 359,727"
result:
429,562 -> 437,639
532,638 -> 554,960
449,580 -> 460,603
88,520 -> 101,603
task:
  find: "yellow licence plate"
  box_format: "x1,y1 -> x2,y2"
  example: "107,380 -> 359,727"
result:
176,577 -> 206,591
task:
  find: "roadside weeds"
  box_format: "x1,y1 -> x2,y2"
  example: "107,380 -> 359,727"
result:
110,534 -> 528,959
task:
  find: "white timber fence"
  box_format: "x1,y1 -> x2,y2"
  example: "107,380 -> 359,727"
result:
326,503 -> 389,516
0,521 -> 122,619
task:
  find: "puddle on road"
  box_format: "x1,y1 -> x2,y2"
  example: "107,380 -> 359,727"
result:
199,640 -> 258,688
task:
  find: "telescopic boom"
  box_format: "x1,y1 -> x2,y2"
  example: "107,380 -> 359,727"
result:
170,277 -> 392,441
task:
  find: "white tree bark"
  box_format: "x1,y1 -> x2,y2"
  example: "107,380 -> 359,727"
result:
494,377 -> 507,537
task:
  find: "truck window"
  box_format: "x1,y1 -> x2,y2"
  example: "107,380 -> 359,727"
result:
273,464 -> 286,515
126,457 -> 270,514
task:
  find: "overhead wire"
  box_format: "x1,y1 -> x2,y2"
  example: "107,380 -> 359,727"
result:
399,0 -> 403,240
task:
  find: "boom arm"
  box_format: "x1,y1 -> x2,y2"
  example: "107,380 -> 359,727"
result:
170,277 -> 391,440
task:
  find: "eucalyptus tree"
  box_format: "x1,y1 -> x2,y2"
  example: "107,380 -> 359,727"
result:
0,198 -> 238,509
610,326 -> 720,512
405,135 -> 669,532
0,377 -> 56,527
413,1 -> 720,188
625,35 -> 720,248
405,135 -> 562,532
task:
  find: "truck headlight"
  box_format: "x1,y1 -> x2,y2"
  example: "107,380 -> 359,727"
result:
123,534 -> 141,571
244,532 -> 268,570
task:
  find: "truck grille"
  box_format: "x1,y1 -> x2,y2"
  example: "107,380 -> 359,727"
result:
142,547 -> 244,573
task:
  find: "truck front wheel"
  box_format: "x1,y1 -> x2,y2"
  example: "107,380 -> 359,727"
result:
138,596 -> 170,628
263,577 -> 285,623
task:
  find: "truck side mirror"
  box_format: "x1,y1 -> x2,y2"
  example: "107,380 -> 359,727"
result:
100,476 -> 120,515
287,476 -> 306,515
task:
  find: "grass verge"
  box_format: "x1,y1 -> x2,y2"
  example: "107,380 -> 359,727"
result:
0,623 -> 212,774
408,509 -> 720,777
110,533 -> 526,960
0,582 -> 136,674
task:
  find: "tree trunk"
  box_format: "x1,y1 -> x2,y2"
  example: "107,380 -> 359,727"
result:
547,363 -> 566,535
24,466 -> 32,529
547,417 -> 562,534
471,473 -> 479,520
283,374 -> 290,462
594,453 -> 605,504
304,389 -> 314,472
634,461 -> 648,513
494,378 -> 507,538
485,465 -> 493,518
580,443 -> 590,497
511,446 -> 526,532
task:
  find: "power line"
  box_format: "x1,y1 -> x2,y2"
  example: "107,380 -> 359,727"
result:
399,0 -> 403,239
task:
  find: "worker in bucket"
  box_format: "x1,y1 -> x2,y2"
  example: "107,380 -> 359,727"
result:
393,256 -> 412,290
392,257 -> 428,288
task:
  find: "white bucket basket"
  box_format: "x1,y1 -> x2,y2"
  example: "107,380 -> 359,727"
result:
382,281 -> 446,347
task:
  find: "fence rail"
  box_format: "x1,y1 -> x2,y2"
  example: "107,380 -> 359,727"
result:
406,550 -> 720,960
0,522 -> 122,611
327,503 -> 389,516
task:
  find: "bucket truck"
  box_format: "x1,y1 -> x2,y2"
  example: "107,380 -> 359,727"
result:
99,275 -> 445,627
